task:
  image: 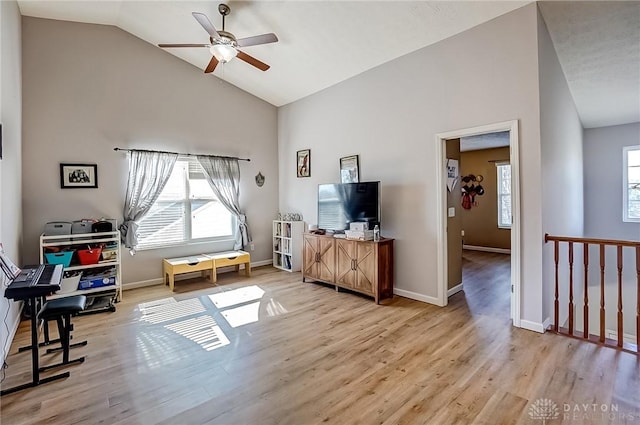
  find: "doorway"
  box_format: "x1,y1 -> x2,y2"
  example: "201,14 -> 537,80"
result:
434,120 -> 521,327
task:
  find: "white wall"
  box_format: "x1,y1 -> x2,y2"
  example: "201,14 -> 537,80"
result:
0,0 -> 24,362
278,4 -> 547,324
21,17 -> 279,285
584,123 -> 640,239
581,122 -> 640,338
537,8 -> 585,327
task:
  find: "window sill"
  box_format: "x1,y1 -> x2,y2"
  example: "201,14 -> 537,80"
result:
136,237 -> 236,252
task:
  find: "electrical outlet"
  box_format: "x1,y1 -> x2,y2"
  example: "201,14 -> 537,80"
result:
250,243 -> 255,251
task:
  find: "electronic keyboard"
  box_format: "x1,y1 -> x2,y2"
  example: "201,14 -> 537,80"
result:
5,264 -> 63,300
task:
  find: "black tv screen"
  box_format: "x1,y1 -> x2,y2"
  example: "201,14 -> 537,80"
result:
318,182 -> 380,231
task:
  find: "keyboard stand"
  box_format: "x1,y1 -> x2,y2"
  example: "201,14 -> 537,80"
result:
0,297 -> 69,396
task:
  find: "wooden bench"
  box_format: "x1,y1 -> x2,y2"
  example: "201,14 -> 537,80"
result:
203,250 -> 251,283
163,255 -> 214,291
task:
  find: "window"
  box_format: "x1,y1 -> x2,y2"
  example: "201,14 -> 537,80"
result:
136,158 -> 235,250
496,162 -> 512,229
623,145 -> 640,222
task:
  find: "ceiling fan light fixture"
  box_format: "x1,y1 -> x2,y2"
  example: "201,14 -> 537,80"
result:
210,40 -> 237,63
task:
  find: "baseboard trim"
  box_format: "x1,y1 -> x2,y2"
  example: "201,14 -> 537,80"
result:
251,259 -> 273,268
520,319 -> 546,334
2,301 -> 23,364
542,317 -> 551,332
393,288 -> 442,306
463,245 -> 511,254
605,329 -> 637,344
447,283 -> 463,297
123,259 -> 273,291
124,278 -> 163,290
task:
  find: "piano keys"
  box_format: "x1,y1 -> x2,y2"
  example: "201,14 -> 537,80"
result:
5,264 -> 63,300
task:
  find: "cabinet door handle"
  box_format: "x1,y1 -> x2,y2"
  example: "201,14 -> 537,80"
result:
351,259 -> 356,270
316,252 -> 320,262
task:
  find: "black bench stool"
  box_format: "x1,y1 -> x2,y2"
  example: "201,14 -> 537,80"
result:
37,295 -> 87,372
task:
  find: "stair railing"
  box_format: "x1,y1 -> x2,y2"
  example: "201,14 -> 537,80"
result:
544,233 -> 639,354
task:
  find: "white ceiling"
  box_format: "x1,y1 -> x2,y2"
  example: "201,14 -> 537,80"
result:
460,131 -> 510,152
538,1 -> 640,129
16,1 -> 640,129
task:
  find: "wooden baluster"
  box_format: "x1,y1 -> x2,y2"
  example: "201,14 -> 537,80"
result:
583,243 -> 589,339
600,244 -> 605,343
554,240 -> 559,333
569,242 -> 574,335
636,246 -> 639,351
617,245 -> 623,348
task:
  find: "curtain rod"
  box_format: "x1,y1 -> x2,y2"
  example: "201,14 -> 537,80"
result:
113,147 -> 250,162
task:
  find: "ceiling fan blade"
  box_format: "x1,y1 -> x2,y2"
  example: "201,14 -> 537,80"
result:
205,56 -> 219,74
236,50 -> 270,71
192,12 -> 220,39
158,43 -> 210,48
236,33 -> 278,48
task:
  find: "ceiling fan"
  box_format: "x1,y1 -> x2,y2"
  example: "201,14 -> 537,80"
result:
159,3 -> 278,73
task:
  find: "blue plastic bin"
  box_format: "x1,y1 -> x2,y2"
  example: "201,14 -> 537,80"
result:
44,251 -> 74,267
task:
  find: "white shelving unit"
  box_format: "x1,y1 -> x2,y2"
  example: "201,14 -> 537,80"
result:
273,220 -> 304,272
39,230 -> 122,312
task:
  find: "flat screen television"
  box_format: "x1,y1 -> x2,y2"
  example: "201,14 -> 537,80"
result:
317,181 -> 380,232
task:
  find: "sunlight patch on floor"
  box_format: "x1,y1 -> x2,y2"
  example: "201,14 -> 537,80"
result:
138,298 -> 177,309
220,302 -> 261,328
138,298 -> 206,325
265,298 -> 288,317
164,315 -> 230,351
208,285 -> 265,309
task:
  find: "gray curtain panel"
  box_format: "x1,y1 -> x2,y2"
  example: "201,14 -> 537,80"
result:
197,156 -> 251,250
120,151 -> 178,253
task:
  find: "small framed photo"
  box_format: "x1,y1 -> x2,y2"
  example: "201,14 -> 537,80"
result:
297,149 -> 310,178
340,155 -> 360,183
60,163 -> 98,188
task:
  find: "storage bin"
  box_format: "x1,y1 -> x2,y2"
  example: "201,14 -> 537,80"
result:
44,221 -> 72,236
77,247 -> 102,265
44,221 -> 72,241
91,221 -> 113,233
59,272 -> 81,293
101,248 -> 118,262
71,221 -> 93,234
78,273 -> 116,290
44,251 -> 74,267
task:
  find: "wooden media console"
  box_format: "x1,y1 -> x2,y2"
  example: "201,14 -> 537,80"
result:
302,233 -> 394,304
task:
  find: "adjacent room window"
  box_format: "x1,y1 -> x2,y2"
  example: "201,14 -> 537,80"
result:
136,157 -> 235,250
496,162 -> 512,229
623,145 -> 640,222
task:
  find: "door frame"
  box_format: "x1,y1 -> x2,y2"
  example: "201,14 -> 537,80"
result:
434,120 -> 521,327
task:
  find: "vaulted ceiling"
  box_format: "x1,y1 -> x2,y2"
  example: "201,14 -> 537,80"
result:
17,1 -> 640,129
538,1 -> 640,129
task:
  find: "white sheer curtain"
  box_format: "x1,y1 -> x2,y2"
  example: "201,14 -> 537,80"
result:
120,151 -> 178,253
197,156 -> 251,250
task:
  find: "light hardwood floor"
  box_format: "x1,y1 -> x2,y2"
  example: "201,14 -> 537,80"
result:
1,256 -> 638,424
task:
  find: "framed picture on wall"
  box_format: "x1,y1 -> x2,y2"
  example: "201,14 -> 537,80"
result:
297,149 -> 310,178
340,155 -> 360,183
60,163 -> 98,188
